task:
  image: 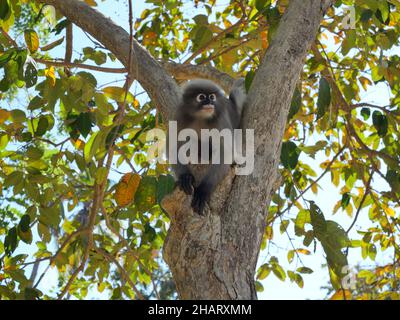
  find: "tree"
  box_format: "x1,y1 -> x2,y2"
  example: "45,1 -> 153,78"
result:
0,0 -> 399,300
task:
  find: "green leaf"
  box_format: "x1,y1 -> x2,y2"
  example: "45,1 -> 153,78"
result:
95,167 -> 108,184
24,29 -> 40,53
288,87 -> 301,120
76,112 -> 93,138
35,116 -> 49,136
0,0 -> 10,20
135,176 -> 157,212
255,0 -> 271,12
271,263 -> 286,281
24,62 -> 38,88
0,49 -> 15,68
5,227 -> 18,256
299,140 -> 327,158
360,107 -> 371,120
193,14 -> 208,25
280,141 -> 301,170
28,96 -> 46,111
17,226 -> 32,245
317,77 -> 331,119
192,25 -> 213,52
24,287 -> 42,300
255,281 -> 264,292
0,132 -> 9,149
157,174 -> 175,204
372,111 -> 388,137
84,131 -> 101,162
4,171 -> 23,188
103,86 -> 134,104
26,146 -> 44,160
280,219 -> 289,234
297,267 -> 313,274
341,192 -> 351,209
295,209 -> 311,236
11,109 -> 27,122
309,202 -> 327,238
245,70 -> 255,93
257,264 -> 271,280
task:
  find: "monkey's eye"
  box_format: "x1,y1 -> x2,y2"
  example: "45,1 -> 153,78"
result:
209,94 -> 216,101
196,94 -> 207,102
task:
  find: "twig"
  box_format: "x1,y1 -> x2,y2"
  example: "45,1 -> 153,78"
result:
346,172 -> 373,234
94,246 -> 144,300
101,205 -> 160,299
183,8 -> 247,65
35,58 -> 126,73
64,22 -> 73,76
0,27 -> 18,48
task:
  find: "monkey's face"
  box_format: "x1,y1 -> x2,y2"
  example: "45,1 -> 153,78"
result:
184,92 -> 219,120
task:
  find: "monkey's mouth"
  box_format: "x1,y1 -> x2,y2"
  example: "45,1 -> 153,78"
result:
201,104 -> 215,112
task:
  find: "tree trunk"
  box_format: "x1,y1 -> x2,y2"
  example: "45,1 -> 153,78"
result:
41,0 -> 333,300
163,0 -> 333,300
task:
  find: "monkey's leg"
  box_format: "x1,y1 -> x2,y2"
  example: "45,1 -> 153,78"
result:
191,163 -> 230,215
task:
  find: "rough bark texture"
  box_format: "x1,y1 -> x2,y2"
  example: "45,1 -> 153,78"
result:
42,0 -> 332,300
163,0 -> 333,299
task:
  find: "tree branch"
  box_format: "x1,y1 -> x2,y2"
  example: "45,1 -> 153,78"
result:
161,61 -> 235,93
38,0 -> 180,120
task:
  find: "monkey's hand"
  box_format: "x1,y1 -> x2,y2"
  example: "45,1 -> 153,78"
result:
191,183 -> 211,216
177,173 -> 195,195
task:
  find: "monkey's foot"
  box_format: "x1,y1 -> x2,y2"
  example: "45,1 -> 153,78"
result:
177,173 -> 195,195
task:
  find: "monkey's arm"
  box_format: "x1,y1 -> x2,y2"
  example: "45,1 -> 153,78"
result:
171,162 -> 195,195
192,163 -> 230,215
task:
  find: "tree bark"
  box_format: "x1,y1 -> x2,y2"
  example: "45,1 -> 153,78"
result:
40,0 -> 332,300
163,0 -> 333,299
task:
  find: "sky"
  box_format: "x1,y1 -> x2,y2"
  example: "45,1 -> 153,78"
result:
9,0 -> 400,300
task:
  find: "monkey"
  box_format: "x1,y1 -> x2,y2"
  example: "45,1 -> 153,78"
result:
168,78 -> 246,215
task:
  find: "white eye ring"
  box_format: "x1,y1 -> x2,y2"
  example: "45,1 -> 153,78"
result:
209,94 -> 216,101
196,94 -> 207,102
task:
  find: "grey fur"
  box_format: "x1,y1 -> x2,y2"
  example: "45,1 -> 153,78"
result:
168,78 -> 247,215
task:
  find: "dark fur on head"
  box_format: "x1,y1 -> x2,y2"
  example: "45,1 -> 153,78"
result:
180,79 -> 225,120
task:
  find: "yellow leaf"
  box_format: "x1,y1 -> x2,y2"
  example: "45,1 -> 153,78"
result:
296,249 -> 311,255
311,181 -> 318,194
346,203 -> 353,217
103,86 -> 134,103
84,0 -> 97,6
384,206 -> 395,217
24,29 -> 40,53
0,109 -> 11,124
260,31 -> 268,49
115,173 -> 141,207
74,139 -> 84,150
133,98 -> 140,109
359,76 -> 372,91
330,290 -> 352,300
142,30 -> 158,46
45,66 -> 56,86
331,169 -> 340,187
